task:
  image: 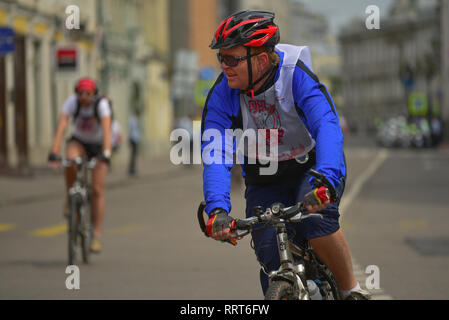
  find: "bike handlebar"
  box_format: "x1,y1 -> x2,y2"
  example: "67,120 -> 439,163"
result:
61,157 -> 97,170
197,169 -> 337,245
233,202 -> 323,238
197,200 -> 323,241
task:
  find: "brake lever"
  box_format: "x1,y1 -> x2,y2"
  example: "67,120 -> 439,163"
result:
287,202 -> 324,222
301,213 -> 324,220
283,204 -> 302,219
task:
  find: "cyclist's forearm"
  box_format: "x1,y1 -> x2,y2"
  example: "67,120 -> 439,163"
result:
101,116 -> 112,152
203,163 -> 232,215
313,125 -> 345,188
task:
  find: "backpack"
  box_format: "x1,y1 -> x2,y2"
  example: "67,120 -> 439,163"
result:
73,94 -> 114,123
111,119 -> 123,150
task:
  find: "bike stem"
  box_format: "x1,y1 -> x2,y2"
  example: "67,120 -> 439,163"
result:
275,222 -> 294,271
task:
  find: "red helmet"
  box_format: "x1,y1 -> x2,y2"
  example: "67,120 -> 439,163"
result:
75,77 -> 98,94
210,10 -> 280,50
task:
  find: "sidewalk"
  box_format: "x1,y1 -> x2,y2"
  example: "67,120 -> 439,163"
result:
0,153 -> 185,209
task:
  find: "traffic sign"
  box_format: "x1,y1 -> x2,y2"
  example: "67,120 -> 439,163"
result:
56,47 -> 78,71
194,80 -> 214,107
408,92 -> 428,117
0,27 -> 15,55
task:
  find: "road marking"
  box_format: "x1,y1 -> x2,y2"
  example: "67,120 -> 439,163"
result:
29,223 -> 67,237
399,219 -> 428,231
342,151 -> 393,300
0,223 -> 16,232
340,149 -> 389,216
28,222 -> 141,238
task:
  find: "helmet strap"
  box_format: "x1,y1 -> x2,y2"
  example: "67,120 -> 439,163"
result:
245,47 -> 255,98
243,47 -> 275,99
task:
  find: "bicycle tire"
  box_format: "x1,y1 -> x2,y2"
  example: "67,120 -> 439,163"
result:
319,265 -> 341,300
80,201 -> 92,264
68,195 -> 79,266
264,281 -> 298,300
306,249 -> 342,300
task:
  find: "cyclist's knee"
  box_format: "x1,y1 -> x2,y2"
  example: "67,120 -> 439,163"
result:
66,141 -> 85,159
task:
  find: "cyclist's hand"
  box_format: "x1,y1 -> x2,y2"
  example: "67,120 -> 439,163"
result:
47,152 -> 62,169
206,208 -> 235,241
303,186 -> 332,213
99,151 -> 111,166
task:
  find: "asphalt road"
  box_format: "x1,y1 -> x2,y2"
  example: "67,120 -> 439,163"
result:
343,147 -> 449,300
1,142 -> 448,299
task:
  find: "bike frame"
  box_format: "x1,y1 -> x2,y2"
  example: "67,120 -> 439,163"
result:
64,157 -> 96,264
259,209 -> 312,300
68,157 -> 90,205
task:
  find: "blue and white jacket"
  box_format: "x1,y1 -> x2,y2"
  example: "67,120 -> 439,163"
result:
201,44 -> 346,215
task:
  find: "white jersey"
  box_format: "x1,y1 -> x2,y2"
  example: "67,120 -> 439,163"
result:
240,44 -> 316,161
62,94 -> 112,144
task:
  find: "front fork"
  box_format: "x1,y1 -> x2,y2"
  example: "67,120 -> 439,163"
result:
69,184 -> 88,231
267,224 -> 310,300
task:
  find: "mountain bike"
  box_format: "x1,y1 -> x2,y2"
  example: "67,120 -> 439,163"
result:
62,157 -> 96,266
197,169 -> 342,300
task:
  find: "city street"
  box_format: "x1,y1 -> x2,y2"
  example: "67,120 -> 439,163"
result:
344,145 -> 449,300
1,0 -> 449,305
1,139 -> 449,299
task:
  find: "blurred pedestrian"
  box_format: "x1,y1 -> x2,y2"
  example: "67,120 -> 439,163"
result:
128,109 -> 141,176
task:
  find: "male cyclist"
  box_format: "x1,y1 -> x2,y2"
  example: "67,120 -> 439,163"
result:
201,10 -> 370,300
48,77 -> 112,253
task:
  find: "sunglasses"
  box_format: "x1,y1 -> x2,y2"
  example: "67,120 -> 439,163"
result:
216,52 -> 259,67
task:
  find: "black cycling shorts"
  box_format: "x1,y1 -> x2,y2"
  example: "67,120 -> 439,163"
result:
67,136 -> 102,159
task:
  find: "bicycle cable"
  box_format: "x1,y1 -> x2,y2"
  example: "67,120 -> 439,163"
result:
249,221 -> 272,276
249,218 -> 305,277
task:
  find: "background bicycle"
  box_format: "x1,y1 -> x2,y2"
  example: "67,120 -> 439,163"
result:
62,157 -> 96,266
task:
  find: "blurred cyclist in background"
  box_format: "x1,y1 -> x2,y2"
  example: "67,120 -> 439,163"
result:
48,77 -> 112,253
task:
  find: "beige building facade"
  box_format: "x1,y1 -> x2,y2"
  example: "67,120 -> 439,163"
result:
99,0 -> 172,160
0,0 -> 173,172
0,0 -> 97,171
240,0 -> 291,43
339,3 -> 440,133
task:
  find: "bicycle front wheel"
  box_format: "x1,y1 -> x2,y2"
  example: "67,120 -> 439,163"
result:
68,195 -> 79,266
80,201 -> 92,264
265,281 -> 298,300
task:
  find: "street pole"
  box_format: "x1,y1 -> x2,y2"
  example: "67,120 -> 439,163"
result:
442,0 -> 449,141
97,0 -> 109,94
14,35 -> 28,172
